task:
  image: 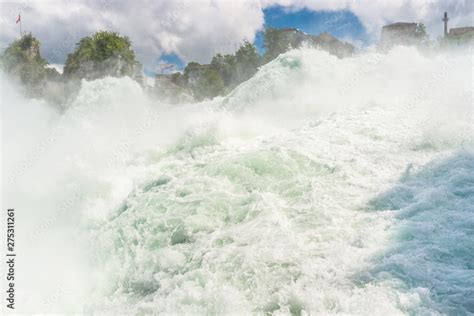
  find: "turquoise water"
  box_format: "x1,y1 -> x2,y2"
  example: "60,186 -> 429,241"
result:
365,153 -> 474,314
1,46 -> 473,314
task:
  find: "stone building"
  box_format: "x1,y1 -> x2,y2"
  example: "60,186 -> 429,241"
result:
310,32 -> 354,58
270,28 -> 354,58
449,27 -> 474,38
442,12 -> 474,45
380,22 -> 418,47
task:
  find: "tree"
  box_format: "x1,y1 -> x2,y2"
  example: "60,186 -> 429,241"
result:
193,68 -> 225,100
182,41 -> 261,100
183,62 -> 201,77
170,72 -> 186,87
234,40 -> 261,83
415,23 -> 428,39
263,28 -> 298,62
0,33 -> 50,87
63,31 -> 140,80
415,23 -> 430,45
210,53 -> 236,87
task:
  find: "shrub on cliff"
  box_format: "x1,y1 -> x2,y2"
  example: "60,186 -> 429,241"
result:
0,33 -> 51,86
63,31 -> 141,80
182,61 -> 226,100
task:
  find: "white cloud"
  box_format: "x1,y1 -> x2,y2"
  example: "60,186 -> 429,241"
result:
0,0 -> 472,69
0,0 -> 265,67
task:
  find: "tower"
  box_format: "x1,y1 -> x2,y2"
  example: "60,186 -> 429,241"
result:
442,12 -> 449,37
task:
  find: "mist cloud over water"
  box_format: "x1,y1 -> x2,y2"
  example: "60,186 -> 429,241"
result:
1,46 -> 473,314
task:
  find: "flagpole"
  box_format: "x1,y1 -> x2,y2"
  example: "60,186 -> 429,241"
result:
19,13 -> 22,37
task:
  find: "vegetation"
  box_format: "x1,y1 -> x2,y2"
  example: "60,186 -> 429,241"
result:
415,23 -> 428,39
181,62 -> 225,100
234,40 -> 261,83
4,25 -> 448,104
177,40 -> 262,100
208,40 -> 261,91
263,28 -> 298,62
415,23 -> 430,45
0,33 -> 53,87
170,72 -> 186,86
63,31 -> 139,78
210,53 -> 236,87
193,68 -> 225,100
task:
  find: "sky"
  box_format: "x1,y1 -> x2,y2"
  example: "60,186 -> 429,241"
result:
0,0 -> 473,74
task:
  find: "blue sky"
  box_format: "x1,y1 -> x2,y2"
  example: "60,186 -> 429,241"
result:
150,6 -> 370,75
255,6 -> 370,52
147,53 -> 186,77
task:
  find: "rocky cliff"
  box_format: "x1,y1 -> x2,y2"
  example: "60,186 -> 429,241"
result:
0,33 -> 64,101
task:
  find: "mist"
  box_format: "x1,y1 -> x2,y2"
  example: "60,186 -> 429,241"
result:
1,45 -> 473,314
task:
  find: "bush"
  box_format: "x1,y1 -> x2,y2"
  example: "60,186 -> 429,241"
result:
211,53 -> 236,87
0,33 -> 49,86
182,41 -> 260,100
263,28 -> 296,62
193,68 -> 225,100
234,40 -> 261,83
63,31 -> 139,79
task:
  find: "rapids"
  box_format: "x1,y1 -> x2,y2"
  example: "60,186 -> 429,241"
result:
1,46 -> 473,314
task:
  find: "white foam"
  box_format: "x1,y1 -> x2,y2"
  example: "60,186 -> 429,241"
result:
1,46 -> 473,314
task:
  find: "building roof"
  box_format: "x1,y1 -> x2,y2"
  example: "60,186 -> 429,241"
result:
383,22 -> 417,29
449,27 -> 474,36
316,32 -> 337,42
279,28 -> 299,32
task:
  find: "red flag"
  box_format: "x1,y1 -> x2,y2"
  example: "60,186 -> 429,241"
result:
16,13 -> 20,24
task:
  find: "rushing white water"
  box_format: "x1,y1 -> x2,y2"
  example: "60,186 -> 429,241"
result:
1,46 -> 473,315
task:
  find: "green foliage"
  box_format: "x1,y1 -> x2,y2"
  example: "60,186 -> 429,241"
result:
415,23 -> 427,39
193,68 -> 225,100
170,72 -> 186,86
211,53 -> 236,86
234,40 -> 261,83
209,41 -> 260,90
63,31 -> 137,77
183,62 -> 201,77
415,23 -> 431,46
0,33 -> 49,86
263,28 -> 297,62
182,40 -> 260,100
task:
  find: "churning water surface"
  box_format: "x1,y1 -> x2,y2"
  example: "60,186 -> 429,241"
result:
1,46 -> 473,315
